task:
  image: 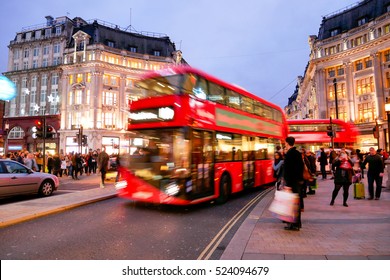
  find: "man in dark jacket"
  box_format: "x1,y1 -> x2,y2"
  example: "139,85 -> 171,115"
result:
283,136 -> 304,231
319,148 -> 328,179
363,147 -> 385,200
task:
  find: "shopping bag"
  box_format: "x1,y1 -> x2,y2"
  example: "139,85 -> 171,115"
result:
268,189 -> 299,223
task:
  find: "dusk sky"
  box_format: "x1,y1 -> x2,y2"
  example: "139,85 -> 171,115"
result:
0,0 -> 356,109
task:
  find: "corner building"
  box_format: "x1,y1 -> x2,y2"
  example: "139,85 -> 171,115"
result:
3,16 -> 183,155
286,0 -> 390,151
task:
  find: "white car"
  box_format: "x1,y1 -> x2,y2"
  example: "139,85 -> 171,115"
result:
0,159 -> 59,198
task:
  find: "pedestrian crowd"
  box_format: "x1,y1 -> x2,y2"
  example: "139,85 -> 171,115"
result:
2,148 -> 114,188
271,136 -> 387,231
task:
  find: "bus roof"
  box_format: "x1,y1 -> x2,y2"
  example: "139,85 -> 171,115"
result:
140,66 -> 285,114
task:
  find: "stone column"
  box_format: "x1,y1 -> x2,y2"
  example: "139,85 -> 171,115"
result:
344,60 -> 355,121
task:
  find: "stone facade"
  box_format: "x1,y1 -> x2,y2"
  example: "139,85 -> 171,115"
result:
285,0 -> 390,151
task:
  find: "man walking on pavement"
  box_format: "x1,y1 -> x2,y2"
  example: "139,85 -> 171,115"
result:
363,147 -> 384,200
97,148 -> 110,188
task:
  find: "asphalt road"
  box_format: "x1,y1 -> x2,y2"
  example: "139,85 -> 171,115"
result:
0,187 -> 266,260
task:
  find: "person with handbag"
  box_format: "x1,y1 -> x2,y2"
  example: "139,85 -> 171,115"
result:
330,152 -> 354,207
283,136 -> 304,231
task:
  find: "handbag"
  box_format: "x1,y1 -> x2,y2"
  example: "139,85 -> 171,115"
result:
268,189 -> 299,223
302,158 -> 313,181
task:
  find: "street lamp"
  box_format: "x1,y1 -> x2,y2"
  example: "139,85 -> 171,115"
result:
385,97 -> 390,151
333,78 -> 339,119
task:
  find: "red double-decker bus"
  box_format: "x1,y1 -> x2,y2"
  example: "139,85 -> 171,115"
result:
287,119 -> 359,150
116,66 -> 288,205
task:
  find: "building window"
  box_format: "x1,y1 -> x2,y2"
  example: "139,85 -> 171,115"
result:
75,90 -> 82,104
24,48 -> 29,58
103,112 -> 114,128
23,61 -> 29,70
8,126 -> 25,139
32,60 -> 38,68
358,17 -> 367,26
330,29 -> 339,37
40,89 -> 47,103
356,77 -> 374,95
33,47 -> 39,57
358,102 -> 376,123
153,50 -> 161,56
53,57 -> 62,66
55,26 -> 62,35
384,50 -> 390,62
43,45 -> 49,55
103,91 -> 117,106
107,41 -> 115,48
42,58 -> 49,67
330,106 -> 347,121
51,74 -> 59,86
337,66 -> 344,76
129,46 -> 137,53
364,58 -> 372,68
328,83 -> 346,100
355,60 -> 363,71
53,43 -> 61,54
41,75 -> 48,87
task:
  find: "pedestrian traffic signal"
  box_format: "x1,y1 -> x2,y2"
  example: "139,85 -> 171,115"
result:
32,119 -> 44,138
45,125 -> 54,139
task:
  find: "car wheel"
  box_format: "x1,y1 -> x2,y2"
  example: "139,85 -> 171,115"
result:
39,180 -> 54,197
216,174 -> 230,204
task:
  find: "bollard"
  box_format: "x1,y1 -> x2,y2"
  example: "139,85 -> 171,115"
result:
386,159 -> 390,189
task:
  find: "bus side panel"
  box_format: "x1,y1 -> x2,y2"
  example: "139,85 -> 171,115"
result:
214,162 -> 243,195
255,160 -> 275,186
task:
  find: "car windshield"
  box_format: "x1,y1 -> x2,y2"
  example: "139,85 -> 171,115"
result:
121,128 -> 190,187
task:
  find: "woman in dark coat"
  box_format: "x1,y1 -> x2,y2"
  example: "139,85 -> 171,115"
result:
330,152 -> 354,207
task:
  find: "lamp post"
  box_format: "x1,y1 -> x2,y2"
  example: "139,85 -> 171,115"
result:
333,78 -> 339,119
385,98 -> 390,152
385,98 -> 390,189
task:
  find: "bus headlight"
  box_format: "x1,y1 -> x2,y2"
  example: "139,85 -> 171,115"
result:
115,180 -> 128,190
164,182 -> 180,196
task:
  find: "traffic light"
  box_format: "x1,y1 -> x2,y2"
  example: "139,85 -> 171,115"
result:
45,125 -> 54,139
33,119 -> 44,138
81,135 -> 88,146
326,125 -> 334,137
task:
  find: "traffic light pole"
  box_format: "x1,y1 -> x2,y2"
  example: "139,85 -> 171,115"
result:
42,116 -> 46,172
330,117 -> 334,148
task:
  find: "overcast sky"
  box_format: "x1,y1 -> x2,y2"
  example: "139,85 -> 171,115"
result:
0,0 -> 356,109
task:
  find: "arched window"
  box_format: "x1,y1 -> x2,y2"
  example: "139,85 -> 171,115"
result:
8,126 -> 25,139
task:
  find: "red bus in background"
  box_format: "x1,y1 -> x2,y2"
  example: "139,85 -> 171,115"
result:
116,66 -> 288,205
287,119 -> 359,150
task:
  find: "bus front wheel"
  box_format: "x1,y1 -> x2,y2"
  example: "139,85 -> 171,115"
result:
216,174 -> 230,204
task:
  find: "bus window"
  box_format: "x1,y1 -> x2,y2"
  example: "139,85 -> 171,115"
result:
208,82 -> 226,105
241,96 -> 254,113
226,89 -> 241,110
192,76 -> 208,100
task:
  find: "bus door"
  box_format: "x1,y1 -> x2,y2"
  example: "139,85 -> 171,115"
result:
243,137 -> 255,188
191,130 -> 214,197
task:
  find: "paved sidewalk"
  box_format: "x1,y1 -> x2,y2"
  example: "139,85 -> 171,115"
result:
221,174 -> 390,260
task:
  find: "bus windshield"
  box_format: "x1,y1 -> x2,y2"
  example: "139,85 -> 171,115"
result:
135,74 -> 184,97
123,128 -> 190,187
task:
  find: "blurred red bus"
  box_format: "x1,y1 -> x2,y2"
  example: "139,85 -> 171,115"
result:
287,119 -> 359,150
116,66 -> 288,205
